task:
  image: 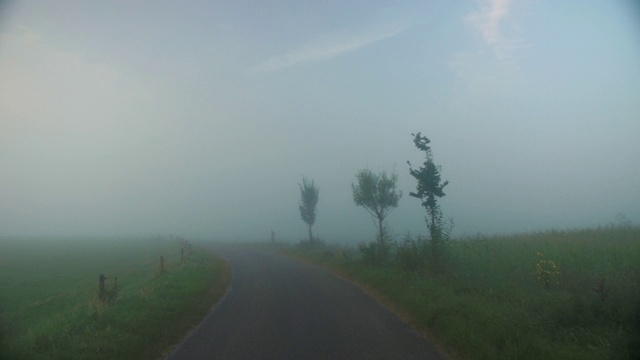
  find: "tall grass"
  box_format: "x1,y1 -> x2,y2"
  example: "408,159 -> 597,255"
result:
0,237 -> 230,360
284,226 -> 640,359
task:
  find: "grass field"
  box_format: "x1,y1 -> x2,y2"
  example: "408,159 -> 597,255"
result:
0,237 -> 230,360
283,226 -> 640,360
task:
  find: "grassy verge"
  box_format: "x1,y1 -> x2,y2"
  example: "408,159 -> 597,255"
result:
280,226 -> 640,360
0,237 -> 231,360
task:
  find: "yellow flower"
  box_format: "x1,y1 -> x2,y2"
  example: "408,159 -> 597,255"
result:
534,252 -> 560,289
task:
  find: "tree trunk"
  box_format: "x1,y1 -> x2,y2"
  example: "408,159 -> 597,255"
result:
308,225 -> 313,243
378,217 -> 385,258
431,211 -> 436,238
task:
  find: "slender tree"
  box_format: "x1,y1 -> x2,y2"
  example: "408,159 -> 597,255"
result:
352,169 -> 402,257
299,177 -> 319,243
407,132 -> 449,243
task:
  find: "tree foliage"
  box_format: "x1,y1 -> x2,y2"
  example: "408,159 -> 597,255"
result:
407,132 -> 449,243
352,169 -> 401,258
299,177 -> 319,243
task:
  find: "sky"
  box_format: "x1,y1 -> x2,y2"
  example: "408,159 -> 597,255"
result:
1,0 -> 639,242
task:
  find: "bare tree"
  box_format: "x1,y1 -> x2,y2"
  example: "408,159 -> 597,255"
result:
299,177 -> 319,243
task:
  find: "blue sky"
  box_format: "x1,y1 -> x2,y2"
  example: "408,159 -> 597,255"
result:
1,1 -> 639,241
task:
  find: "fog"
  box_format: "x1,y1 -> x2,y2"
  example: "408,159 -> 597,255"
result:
1,1 -> 639,242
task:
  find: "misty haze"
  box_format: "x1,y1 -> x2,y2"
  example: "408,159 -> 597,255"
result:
1,1 -> 639,242
1,1 -> 639,359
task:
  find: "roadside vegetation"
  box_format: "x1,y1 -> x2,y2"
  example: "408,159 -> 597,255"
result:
286,132 -> 640,359
283,226 -> 640,360
0,237 -> 231,360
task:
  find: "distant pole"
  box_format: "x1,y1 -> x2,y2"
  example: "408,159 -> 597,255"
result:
271,230 -> 275,244
160,256 -> 164,274
181,248 -> 184,263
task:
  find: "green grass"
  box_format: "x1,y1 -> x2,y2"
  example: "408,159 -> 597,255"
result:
0,237 -> 230,360
282,226 -> 640,360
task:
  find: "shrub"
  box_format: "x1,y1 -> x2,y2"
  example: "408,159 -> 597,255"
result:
358,240 -> 393,266
395,234 -> 428,274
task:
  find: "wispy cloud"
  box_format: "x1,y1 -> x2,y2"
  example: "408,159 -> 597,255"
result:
465,0 -> 521,61
251,23 -> 411,75
449,0 -> 526,101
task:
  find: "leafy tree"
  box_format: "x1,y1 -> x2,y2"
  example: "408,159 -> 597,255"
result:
352,169 -> 402,258
299,177 -> 319,243
407,132 -> 450,257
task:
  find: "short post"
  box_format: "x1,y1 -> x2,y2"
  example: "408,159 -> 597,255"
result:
99,274 -> 106,301
160,255 -> 165,274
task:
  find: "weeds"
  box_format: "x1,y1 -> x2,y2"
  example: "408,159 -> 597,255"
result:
358,241 -> 388,266
358,218 -> 453,274
298,235 -> 324,247
395,233 -> 428,274
284,226 -> 640,360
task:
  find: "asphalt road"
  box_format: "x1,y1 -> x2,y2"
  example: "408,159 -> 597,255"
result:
167,245 -> 447,360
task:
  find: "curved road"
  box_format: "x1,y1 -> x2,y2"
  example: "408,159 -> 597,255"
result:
167,245 -> 447,360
